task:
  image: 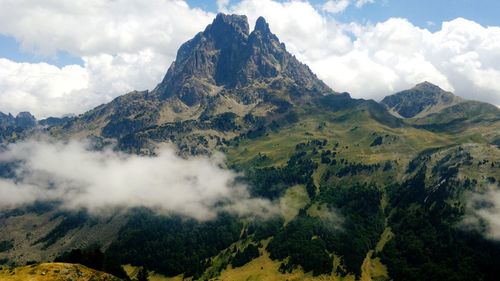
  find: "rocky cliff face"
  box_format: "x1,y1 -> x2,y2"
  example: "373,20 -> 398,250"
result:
2,13 -> 500,281
156,14 -> 332,106
0,111 -> 37,143
46,15 -> 498,156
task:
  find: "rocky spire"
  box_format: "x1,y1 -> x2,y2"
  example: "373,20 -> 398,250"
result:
210,13 -> 249,37
254,16 -> 271,34
155,13 -> 333,106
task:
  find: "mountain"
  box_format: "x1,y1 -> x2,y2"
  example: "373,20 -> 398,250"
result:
156,14 -> 332,104
0,111 -> 79,143
0,111 -> 37,143
381,82 -> 500,139
1,13 -> 500,281
55,14 -> 335,154
38,115 -> 76,127
381,81 -> 500,122
0,112 -> 36,129
381,81 -> 464,118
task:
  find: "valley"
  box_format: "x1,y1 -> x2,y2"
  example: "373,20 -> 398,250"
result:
0,13 -> 499,281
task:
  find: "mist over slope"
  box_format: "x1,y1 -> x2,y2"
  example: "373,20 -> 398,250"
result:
0,12 -> 499,281
0,138 -> 276,220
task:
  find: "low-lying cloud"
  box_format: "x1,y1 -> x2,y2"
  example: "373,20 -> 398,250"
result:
0,139 -> 277,221
464,188 -> 500,240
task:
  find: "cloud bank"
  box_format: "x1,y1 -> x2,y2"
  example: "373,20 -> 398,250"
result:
0,0 -> 499,118
0,139 -> 276,220
0,0 -> 214,118
465,189 -> 500,240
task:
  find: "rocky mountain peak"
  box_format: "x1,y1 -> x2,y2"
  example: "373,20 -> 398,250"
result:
57,13 -> 337,148
414,81 -> 449,93
254,16 -> 271,34
381,82 -> 462,118
210,13 -> 250,37
247,16 -> 281,50
155,13 -> 333,106
0,111 -> 37,129
15,111 -> 37,128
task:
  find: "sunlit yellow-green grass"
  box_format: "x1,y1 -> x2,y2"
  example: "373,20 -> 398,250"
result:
127,238 -> 360,281
360,253 -> 389,281
215,242 -> 355,281
227,111 -> 454,187
359,228 -> 394,281
0,263 -> 120,281
123,264 -> 185,281
228,111 -> 453,167
125,109 -> 497,281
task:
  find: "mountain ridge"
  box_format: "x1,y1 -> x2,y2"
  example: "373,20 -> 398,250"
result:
0,12 -> 499,281
43,13 -> 341,154
380,81 -> 470,118
378,81 -> 500,136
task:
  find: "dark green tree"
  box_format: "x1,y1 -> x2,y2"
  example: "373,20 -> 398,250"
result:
137,266 -> 149,281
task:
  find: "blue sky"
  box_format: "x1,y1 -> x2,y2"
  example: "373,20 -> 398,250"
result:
0,35 -> 84,67
2,0 -> 499,67
188,0 -> 500,30
329,0 -> 500,29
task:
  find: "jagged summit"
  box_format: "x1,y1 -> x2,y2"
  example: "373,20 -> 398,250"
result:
413,81 -> 456,100
210,13 -> 250,36
254,16 -> 271,33
381,81 -> 463,118
155,13 -> 333,105
414,81 -> 446,91
3,12 -> 500,281
52,13 -> 338,152
0,111 -> 36,129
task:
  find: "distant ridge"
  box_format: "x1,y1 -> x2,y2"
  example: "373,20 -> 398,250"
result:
381,81 -> 463,118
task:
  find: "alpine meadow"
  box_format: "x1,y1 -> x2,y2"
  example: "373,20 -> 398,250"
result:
0,1 -> 499,281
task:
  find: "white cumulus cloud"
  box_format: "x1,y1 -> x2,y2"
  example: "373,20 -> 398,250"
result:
355,0 -> 374,8
0,0 -> 214,118
322,0 -> 374,13
0,58 -> 88,118
0,0 -> 213,57
323,0 -> 350,13
0,51 -> 170,118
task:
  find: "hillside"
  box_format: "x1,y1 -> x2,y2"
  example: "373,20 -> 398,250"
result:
0,263 -> 122,281
381,81 -> 464,118
0,13 -> 499,281
381,82 -> 500,140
